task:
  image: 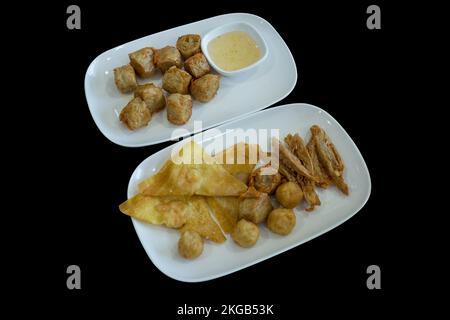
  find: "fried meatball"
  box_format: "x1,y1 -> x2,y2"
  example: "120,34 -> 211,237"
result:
178,230 -> 203,259
267,208 -> 296,235
275,182 -> 304,209
162,66 -> 192,94
128,47 -> 155,78
190,74 -> 220,102
176,34 -> 201,59
239,193 -> 273,224
134,83 -> 166,113
114,64 -> 137,93
231,219 -> 259,248
167,93 -> 192,125
251,167 -> 282,194
184,53 -> 211,78
154,46 -> 182,73
119,97 -> 151,130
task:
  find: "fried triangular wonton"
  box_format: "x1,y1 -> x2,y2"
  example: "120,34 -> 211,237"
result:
119,194 -> 225,243
138,141 -> 248,196
206,196 -> 240,234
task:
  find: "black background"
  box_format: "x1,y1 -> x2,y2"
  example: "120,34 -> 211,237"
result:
12,0 -> 427,316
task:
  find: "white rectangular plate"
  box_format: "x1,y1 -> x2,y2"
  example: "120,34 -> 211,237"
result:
126,103 -> 371,282
85,13 -> 297,147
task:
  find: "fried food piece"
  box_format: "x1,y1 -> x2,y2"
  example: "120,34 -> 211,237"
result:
178,230 -> 203,259
310,125 -> 349,195
119,97 -> 151,130
285,133 -> 321,211
214,143 -> 261,185
128,47 -> 155,78
166,93 -> 192,125
114,64 -> 137,93
184,53 -> 211,78
139,142 -> 248,197
176,34 -> 201,59
162,66 -> 192,94
154,46 -> 182,73
249,164 -> 281,194
134,83 -> 165,113
206,197 -> 240,234
267,208 -> 296,235
307,138 -> 332,188
239,192 -> 273,224
231,219 -> 259,248
275,137 -> 317,182
119,194 -> 188,228
275,182 -> 303,209
180,196 -> 226,243
190,74 -> 220,102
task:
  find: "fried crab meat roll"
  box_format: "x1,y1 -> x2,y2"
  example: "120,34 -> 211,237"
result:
166,93 -> 192,125
190,74 -> 220,102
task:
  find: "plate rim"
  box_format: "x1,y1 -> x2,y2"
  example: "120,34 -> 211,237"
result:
127,102 -> 372,282
84,12 -> 298,147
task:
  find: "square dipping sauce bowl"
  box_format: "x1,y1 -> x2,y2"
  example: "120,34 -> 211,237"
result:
201,22 -> 268,76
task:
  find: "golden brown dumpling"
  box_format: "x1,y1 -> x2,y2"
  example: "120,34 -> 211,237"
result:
267,208 -> 296,235
154,46 -> 182,73
167,93 -> 192,125
178,230 -> 203,259
231,219 -> 259,248
134,83 -> 166,113
275,182 -> 304,209
162,66 -> 192,94
128,47 -> 155,78
184,53 -> 211,78
176,34 -> 201,59
190,74 -> 220,102
113,64 -> 137,93
119,97 -> 151,130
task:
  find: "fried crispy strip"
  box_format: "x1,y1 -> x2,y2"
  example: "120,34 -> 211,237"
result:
310,125 -> 349,195
285,134 -> 321,211
278,164 -> 297,182
275,138 -> 317,182
306,138 -> 332,188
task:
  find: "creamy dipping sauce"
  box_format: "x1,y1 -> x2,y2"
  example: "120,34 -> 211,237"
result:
208,31 -> 261,71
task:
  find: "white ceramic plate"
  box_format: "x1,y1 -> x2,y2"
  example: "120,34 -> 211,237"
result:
85,13 -> 297,147
126,103 -> 371,282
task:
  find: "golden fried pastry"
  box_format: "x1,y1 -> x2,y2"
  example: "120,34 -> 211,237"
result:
214,143 -> 261,185
119,97 -> 151,130
128,47 -> 155,78
134,83 -> 166,113
166,93 -> 192,125
267,208 -> 296,235
275,182 -> 303,209
176,34 -> 201,59
285,133 -> 321,211
114,64 -> 137,93
310,125 -> 349,195
239,192 -> 273,224
138,142 -> 248,197
250,165 -> 281,194
206,196 -> 240,234
119,194 -> 188,228
190,74 -> 220,102
154,46 -> 182,73
178,230 -> 203,259
184,53 -> 211,78
162,66 -> 192,94
179,196 -> 226,243
231,219 -> 260,248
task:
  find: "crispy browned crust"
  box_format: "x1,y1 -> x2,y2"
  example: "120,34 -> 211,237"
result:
306,137 -> 332,188
284,134 -> 321,211
310,125 -> 349,195
276,138 -> 317,182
